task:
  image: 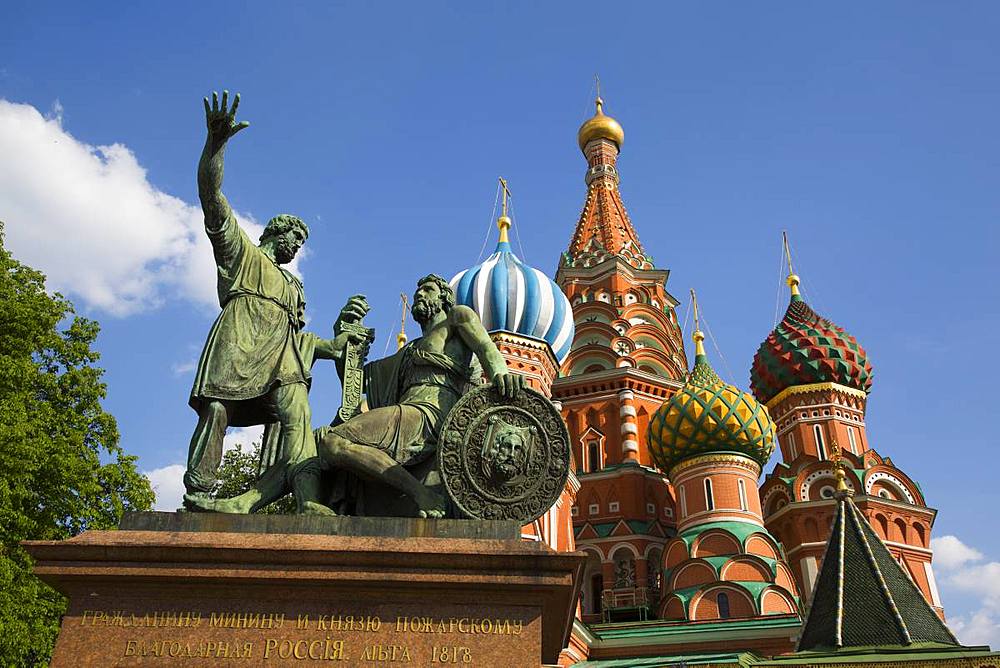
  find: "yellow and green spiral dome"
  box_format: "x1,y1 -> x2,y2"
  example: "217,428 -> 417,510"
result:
649,331 -> 776,474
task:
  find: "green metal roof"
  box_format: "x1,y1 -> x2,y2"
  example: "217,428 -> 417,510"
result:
677,521 -> 769,549
797,492 -> 958,651
757,642 -> 999,665
575,651 -> 759,667
575,643 -> 1000,667
588,614 -> 802,642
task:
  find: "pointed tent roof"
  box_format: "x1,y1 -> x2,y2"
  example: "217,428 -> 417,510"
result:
564,181 -> 653,270
797,488 -> 958,651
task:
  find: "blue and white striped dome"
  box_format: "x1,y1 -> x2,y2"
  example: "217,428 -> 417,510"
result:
451,238 -> 575,364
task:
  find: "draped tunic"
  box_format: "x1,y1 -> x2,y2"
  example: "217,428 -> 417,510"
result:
189,213 -> 317,424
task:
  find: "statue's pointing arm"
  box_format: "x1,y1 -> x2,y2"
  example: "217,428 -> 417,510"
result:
198,90 -> 251,267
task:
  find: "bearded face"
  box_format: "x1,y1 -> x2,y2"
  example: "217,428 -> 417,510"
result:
411,282 -> 444,324
273,227 -> 306,264
490,432 -> 527,479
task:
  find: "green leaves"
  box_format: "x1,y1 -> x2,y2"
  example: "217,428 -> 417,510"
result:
0,223 -> 154,665
212,441 -> 295,515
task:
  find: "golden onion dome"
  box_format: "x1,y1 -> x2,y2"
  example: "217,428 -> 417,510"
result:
577,96 -> 624,153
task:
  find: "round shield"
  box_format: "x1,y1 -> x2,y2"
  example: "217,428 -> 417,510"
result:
438,384 -> 570,523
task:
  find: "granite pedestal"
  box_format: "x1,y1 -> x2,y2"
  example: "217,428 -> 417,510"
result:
24,512 -> 585,667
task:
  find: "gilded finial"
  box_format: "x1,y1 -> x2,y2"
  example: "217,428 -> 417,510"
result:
783,231 -> 801,297
831,440 -> 850,495
690,288 -> 706,357
396,293 -> 408,350
497,177 -> 512,244
577,77 -> 624,152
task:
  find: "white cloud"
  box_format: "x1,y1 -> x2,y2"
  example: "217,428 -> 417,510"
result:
949,609 -> 1000,647
171,359 -> 197,376
144,464 -> 187,511
223,424 -> 264,453
932,534 -> 986,570
0,99 -> 301,316
931,534 -> 1000,648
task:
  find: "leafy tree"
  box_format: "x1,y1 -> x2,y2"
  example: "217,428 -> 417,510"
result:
0,224 -> 154,666
212,441 -> 295,514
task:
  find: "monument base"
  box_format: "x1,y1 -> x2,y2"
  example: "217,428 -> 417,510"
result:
24,512 -> 585,667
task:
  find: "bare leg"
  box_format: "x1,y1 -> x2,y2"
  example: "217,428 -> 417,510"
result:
184,400 -> 228,496
316,432 -> 446,518
186,383 -> 334,515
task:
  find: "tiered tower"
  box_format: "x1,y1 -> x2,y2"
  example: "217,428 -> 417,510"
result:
752,244 -> 944,616
646,297 -> 800,642
552,96 -> 688,622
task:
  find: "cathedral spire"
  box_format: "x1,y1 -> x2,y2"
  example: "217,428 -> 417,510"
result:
563,90 -> 653,271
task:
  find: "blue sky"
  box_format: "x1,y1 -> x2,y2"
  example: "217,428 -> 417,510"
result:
3,1 -> 998,646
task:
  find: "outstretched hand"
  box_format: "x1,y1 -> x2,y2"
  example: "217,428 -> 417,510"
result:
203,89 -> 249,150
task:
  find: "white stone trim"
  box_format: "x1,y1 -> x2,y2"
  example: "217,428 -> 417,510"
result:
865,471 -> 916,504
924,561 -> 942,607
800,468 -> 854,500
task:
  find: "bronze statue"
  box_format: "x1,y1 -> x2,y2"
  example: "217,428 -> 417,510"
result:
186,275 -> 525,517
183,90 -> 365,512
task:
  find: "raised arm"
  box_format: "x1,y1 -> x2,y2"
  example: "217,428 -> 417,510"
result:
198,90 -> 250,233
450,305 -> 523,398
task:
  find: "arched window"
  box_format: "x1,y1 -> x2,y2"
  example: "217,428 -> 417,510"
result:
678,485 -> 687,518
737,479 -> 748,511
717,592 -> 731,619
847,426 -> 858,454
813,425 -> 826,459
787,431 -> 797,459
587,441 -> 601,473
704,478 -> 715,511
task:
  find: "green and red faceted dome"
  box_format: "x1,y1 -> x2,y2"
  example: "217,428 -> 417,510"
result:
750,281 -> 873,405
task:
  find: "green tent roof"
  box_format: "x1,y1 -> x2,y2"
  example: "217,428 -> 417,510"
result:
797,491 -> 958,650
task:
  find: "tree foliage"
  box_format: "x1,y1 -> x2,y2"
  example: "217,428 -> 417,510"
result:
0,224 -> 154,666
212,441 -> 295,514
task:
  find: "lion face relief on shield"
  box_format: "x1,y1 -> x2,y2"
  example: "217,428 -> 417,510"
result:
481,417 -> 537,487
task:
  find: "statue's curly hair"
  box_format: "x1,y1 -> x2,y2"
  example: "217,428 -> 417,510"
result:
259,214 -> 309,243
417,273 -> 456,313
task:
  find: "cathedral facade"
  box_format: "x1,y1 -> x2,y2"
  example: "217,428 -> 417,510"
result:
451,96 -> 995,666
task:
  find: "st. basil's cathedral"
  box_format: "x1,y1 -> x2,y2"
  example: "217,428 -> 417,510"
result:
449,95 -> 998,666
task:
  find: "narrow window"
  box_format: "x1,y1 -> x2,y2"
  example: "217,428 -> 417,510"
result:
787,431 -> 797,459
737,479 -> 748,511
813,425 -> 826,459
587,441 -> 601,472
717,592 -> 731,619
704,478 -> 715,511
847,427 -> 858,454
678,485 -> 687,518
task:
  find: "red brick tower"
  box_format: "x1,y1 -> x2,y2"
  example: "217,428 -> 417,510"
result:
552,96 -> 688,622
752,239 -> 944,616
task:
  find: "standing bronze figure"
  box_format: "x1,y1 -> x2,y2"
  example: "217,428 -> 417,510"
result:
183,90 -> 364,512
